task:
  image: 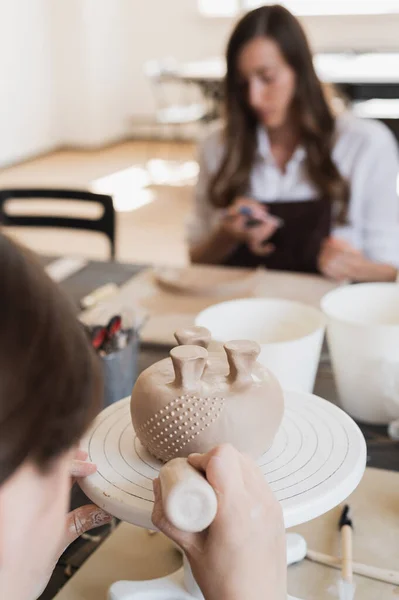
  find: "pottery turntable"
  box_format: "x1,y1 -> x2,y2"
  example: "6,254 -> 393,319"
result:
79,328 -> 367,600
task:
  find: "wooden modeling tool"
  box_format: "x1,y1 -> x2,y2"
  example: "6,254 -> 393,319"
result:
338,504 -> 355,600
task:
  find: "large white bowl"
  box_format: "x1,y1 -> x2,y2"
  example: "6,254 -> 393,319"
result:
321,283 -> 399,424
196,298 -> 325,393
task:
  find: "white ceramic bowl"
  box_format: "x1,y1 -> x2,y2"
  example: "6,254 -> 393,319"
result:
321,283 -> 399,424
196,298 -> 325,393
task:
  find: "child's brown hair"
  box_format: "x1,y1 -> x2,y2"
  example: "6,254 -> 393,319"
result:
0,234 -> 102,484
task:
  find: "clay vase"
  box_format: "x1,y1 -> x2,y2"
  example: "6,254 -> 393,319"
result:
130,327 -> 284,462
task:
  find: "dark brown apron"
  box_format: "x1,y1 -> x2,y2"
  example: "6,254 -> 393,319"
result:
223,198 -> 332,274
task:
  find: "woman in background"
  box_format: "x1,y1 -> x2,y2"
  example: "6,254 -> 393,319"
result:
0,234 -> 285,600
188,4 -> 399,282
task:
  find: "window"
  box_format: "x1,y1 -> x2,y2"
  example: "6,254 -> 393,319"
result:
199,0 -> 399,17
198,0 -> 238,17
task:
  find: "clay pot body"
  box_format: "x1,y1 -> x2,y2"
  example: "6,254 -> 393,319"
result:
130,328 -> 284,461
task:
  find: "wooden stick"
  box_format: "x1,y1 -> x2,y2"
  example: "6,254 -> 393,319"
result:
306,549 -> 399,586
341,524 -> 353,583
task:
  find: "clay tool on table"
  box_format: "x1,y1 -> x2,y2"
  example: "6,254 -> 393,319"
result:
80,282 -> 119,310
306,549 -> 399,586
284,529 -> 399,586
338,504 -> 355,599
45,256 -> 88,282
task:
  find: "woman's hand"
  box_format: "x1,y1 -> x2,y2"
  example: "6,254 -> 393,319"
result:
318,237 -> 397,282
152,444 -> 287,600
38,450 -> 112,597
220,197 -> 280,256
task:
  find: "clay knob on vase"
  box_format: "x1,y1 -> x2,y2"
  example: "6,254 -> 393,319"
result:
225,340 -> 260,386
174,326 -> 211,349
170,345 -> 207,391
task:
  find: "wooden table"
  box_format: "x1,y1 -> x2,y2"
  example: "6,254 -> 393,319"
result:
38,258 -> 399,599
79,265 -> 338,347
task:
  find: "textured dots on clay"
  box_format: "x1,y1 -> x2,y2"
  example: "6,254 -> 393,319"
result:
136,393 -> 227,461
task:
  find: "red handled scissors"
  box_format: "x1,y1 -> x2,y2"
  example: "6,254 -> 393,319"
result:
90,315 -> 122,351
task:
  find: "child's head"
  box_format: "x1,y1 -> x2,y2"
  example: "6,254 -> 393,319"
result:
0,234 -> 101,599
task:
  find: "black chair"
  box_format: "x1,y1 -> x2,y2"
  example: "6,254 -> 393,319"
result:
0,188 -> 116,260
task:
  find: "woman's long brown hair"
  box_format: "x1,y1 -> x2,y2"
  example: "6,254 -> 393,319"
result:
209,4 -> 349,223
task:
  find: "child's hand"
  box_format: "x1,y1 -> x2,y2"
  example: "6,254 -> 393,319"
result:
64,450 -> 112,548
37,450 -> 112,597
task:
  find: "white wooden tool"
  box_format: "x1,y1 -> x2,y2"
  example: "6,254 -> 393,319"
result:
159,458 -> 217,533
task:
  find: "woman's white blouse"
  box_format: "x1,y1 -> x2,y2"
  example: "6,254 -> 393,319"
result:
187,113 -> 399,267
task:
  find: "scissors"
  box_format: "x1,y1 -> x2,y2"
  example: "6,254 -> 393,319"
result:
90,315 -> 122,352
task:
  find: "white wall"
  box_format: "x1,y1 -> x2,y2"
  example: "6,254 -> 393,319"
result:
53,0 -> 135,148
0,0 -> 57,167
302,13 -> 399,51
1,0 -> 399,168
49,0 -> 89,147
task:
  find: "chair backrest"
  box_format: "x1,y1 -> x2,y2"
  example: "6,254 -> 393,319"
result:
0,188 -> 116,260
